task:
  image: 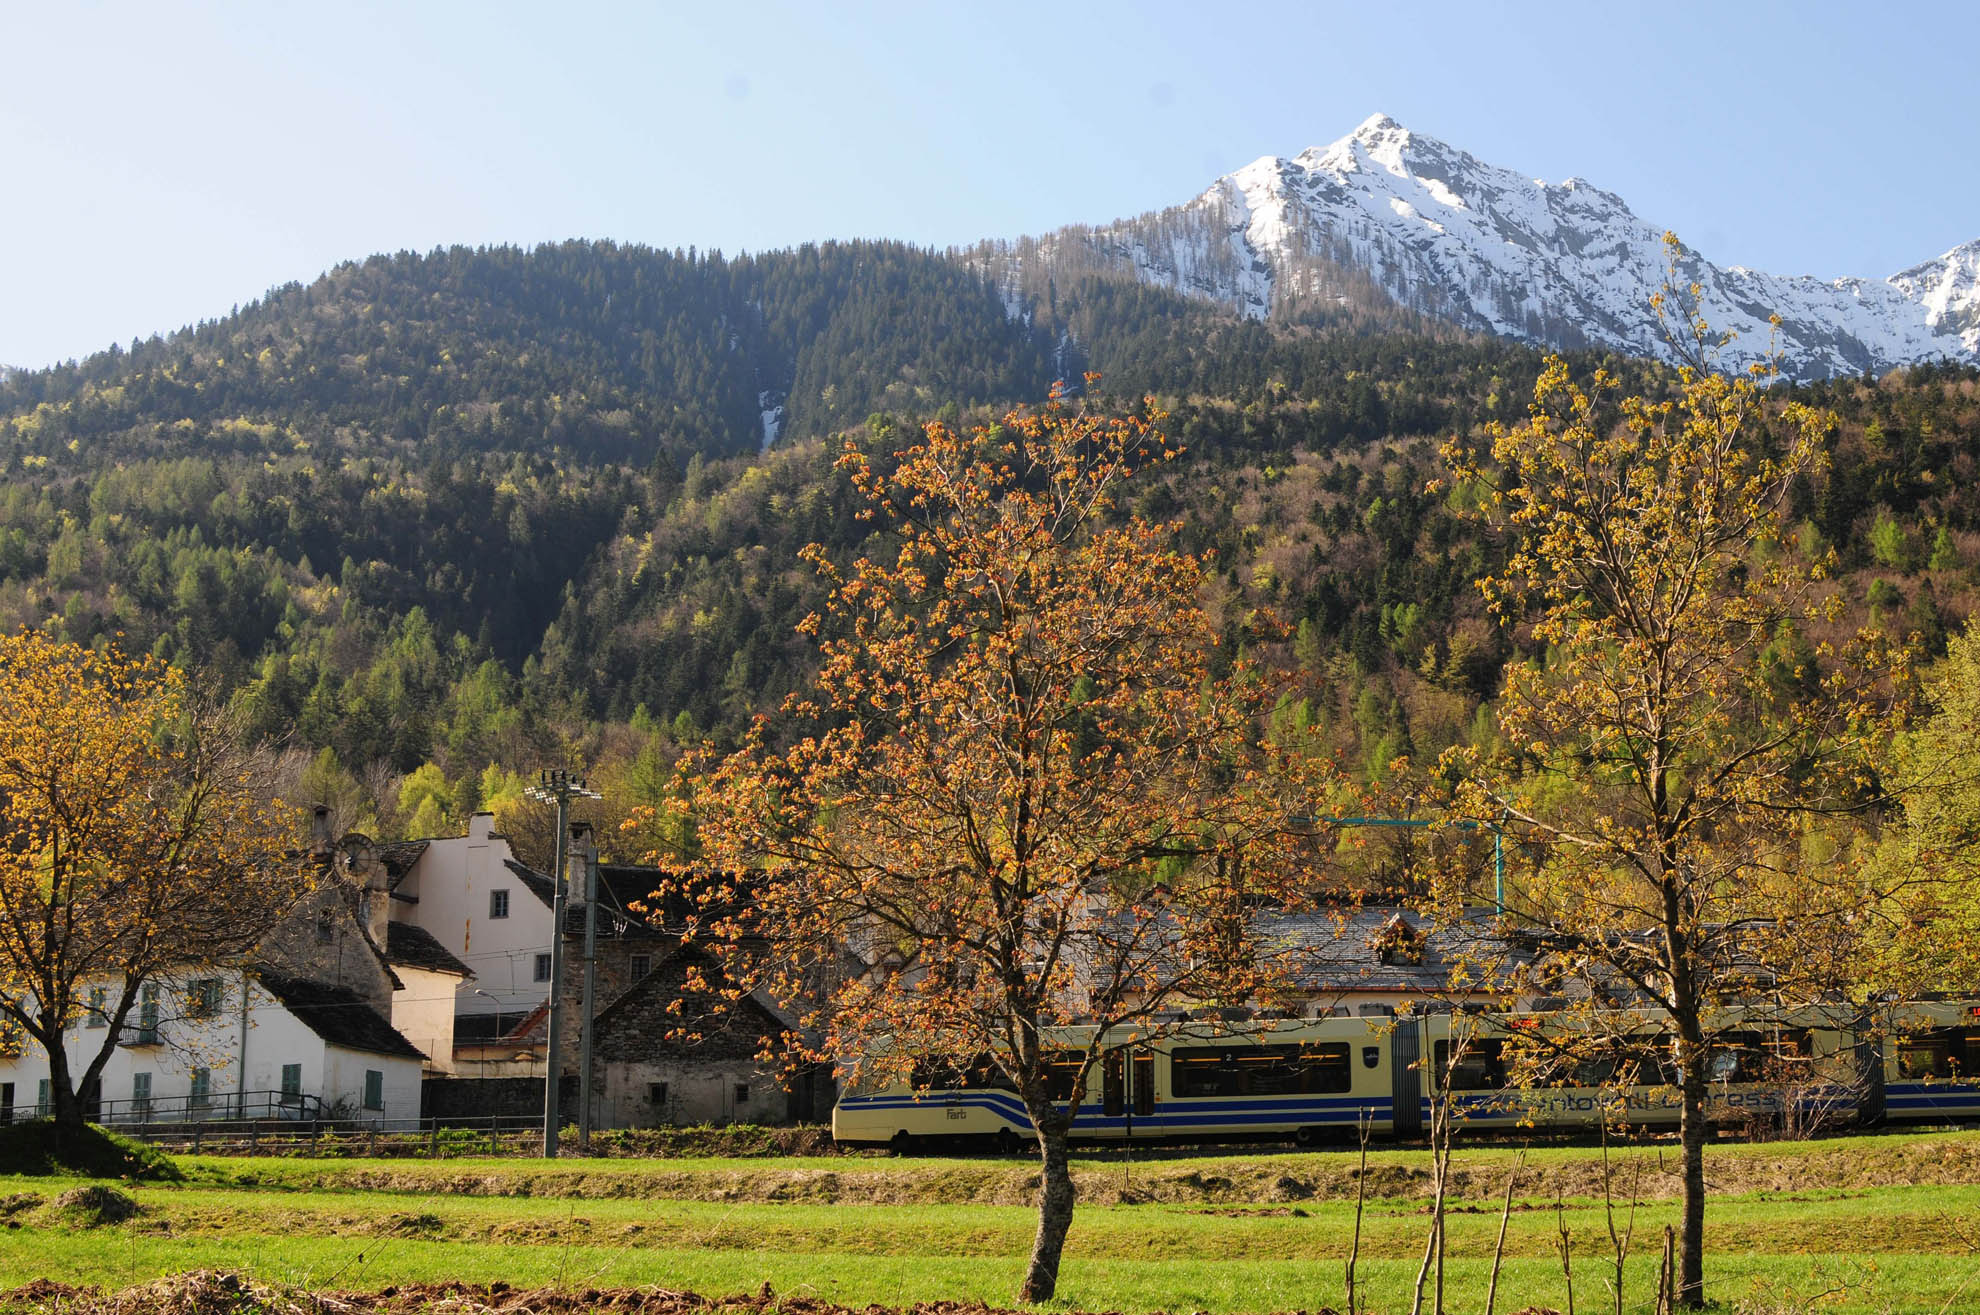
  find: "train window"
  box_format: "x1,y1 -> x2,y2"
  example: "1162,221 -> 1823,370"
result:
1103,1053 -> 1124,1117
910,1055 -> 1017,1093
1170,1044 -> 1351,1098
1363,1046 -> 1381,1069
1043,1053 -> 1088,1103
1897,1030 -> 1973,1079
1706,1033 -> 1768,1084
1432,1039 -> 1508,1091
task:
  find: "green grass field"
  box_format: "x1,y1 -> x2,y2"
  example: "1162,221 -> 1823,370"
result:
7,1133 -> 1980,1312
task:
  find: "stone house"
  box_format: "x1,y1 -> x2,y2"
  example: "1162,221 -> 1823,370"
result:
488,853 -> 828,1127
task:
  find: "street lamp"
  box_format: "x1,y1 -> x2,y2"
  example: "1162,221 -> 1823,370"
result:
523,768 -> 601,1158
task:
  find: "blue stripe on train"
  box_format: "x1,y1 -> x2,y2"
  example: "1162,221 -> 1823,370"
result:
841,1091 -> 1393,1130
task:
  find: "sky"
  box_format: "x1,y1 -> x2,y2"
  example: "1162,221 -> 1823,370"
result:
5,0 -> 1978,368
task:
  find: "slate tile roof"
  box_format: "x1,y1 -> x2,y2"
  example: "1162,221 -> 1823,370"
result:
1262,905 -> 1531,995
257,971 -> 429,1061
385,921 -> 472,978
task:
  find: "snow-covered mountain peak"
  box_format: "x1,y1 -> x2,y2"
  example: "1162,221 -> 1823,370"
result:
1012,115 -> 1978,379
1889,239 -> 1980,353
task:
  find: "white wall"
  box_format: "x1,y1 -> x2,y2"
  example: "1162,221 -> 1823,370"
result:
397,813 -> 553,1018
322,1045 -> 423,1123
0,974 -> 420,1124
391,966 -> 461,1072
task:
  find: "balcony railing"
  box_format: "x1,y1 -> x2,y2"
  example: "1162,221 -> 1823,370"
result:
85,1088 -> 330,1125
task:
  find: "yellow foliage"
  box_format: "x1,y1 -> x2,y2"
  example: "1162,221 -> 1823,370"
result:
0,631 -> 306,1120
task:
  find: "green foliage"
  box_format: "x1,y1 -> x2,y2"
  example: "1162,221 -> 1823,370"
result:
0,237 -> 1971,849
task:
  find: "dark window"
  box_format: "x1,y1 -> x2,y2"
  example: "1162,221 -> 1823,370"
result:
1103,1052 -> 1125,1116
1171,1044 -> 1352,1098
1132,1054 -> 1155,1116
1705,1032 -> 1769,1084
489,889 -> 510,919
1433,1039 -> 1510,1091
533,953 -> 553,982
648,1082 -> 669,1105
1,1082 -> 14,1121
1898,1028 -> 1980,1080
629,955 -> 651,980
1042,1052 -> 1088,1102
363,1069 -> 384,1111
316,913 -> 335,944
191,978 -> 222,1018
911,1055 -> 1016,1093
85,987 -> 108,1028
733,1083 -> 749,1105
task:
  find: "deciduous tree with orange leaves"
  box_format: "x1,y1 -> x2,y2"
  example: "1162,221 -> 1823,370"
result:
0,632 -> 305,1135
1436,302 -> 1912,1308
635,388 -> 1348,1302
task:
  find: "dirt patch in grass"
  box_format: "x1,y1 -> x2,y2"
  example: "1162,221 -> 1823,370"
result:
5,1272 -> 1357,1315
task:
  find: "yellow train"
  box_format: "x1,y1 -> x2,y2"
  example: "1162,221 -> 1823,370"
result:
832,1002 -> 1980,1149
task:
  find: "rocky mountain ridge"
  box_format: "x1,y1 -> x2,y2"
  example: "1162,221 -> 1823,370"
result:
977,114 -> 1980,379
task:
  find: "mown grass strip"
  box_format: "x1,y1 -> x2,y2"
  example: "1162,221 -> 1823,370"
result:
161,1128 -> 1980,1208
1,1233 -> 1970,1314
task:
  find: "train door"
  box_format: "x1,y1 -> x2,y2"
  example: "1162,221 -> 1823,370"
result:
1102,1048 -> 1158,1138
1391,1018 -> 1423,1137
1853,1012 -> 1885,1125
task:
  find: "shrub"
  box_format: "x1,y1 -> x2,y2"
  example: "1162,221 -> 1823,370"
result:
0,1120 -> 181,1181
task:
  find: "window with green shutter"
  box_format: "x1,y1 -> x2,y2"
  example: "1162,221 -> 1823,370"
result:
363,1069 -> 384,1111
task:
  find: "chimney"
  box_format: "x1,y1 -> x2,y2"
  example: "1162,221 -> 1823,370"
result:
468,811 -> 496,844
310,805 -> 334,857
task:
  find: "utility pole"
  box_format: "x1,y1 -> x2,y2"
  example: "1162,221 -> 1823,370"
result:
572,821 -> 601,1149
523,769 -> 600,1158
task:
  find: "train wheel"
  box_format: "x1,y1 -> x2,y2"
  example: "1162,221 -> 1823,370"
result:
995,1128 -> 1023,1156
889,1130 -> 915,1157
1293,1126 -> 1326,1148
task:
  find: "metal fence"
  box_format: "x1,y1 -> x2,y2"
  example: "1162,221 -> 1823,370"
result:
88,1088 -> 331,1126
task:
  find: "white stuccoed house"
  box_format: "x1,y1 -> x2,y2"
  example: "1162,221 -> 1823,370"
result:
0,970 -> 426,1125
0,809 -> 453,1127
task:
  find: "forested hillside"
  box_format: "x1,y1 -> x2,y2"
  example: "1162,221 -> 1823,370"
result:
1,237 -> 1975,855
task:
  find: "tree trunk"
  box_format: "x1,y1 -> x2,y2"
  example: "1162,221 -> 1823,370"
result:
1020,1122 -> 1077,1303
1677,1063 -> 1707,1308
43,1035 -> 84,1132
